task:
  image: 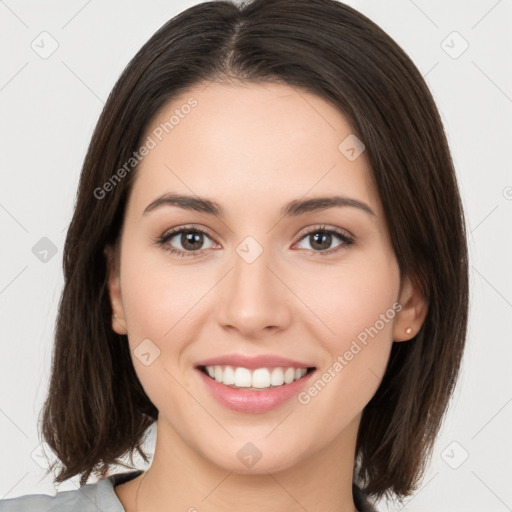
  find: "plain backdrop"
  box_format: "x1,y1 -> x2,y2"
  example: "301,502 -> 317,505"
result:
1,1 -> 511,511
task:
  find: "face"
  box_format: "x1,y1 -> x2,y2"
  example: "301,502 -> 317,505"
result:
106,80 -> 426,474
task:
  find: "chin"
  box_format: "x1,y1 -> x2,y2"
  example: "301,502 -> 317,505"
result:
195,436 -> 310,476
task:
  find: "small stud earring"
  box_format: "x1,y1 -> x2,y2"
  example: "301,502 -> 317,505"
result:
405,327 -> 412,335
113,314 -> 118,318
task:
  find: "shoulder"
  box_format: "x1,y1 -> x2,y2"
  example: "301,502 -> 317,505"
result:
0,485 -> 99,512
0,470 -> 143,512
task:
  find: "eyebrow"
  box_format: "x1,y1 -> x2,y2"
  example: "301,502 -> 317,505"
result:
143,193 -> 376,218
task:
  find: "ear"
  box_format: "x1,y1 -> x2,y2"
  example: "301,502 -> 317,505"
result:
104,244 -> 128,335
393,276 -> 428,342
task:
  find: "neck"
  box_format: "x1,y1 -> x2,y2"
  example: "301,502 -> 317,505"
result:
129,416 -> 360,512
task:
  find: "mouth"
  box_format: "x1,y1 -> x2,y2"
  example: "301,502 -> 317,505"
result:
193,354 -> 318,413
197,364 -> 316,391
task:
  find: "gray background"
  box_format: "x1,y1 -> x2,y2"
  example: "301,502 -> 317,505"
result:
1,1 -> 511,511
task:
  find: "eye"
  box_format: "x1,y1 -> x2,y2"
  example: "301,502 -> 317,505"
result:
293,225 -> 354,255
156,226 -> 218,258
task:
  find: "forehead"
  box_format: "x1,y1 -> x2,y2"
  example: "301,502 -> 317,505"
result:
128,80 -> 381,219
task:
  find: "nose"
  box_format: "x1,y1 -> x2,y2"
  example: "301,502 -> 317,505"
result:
216,243 -> 293,338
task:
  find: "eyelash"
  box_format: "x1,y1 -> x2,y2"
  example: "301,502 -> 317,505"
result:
155,224 -> 355,258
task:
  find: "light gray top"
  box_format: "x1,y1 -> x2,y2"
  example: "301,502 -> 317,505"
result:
0,470 -> 377,511
0,470 -> 143,512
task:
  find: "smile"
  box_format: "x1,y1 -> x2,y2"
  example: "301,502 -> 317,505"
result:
196,364 -> 317,414
199,365 -> 315,390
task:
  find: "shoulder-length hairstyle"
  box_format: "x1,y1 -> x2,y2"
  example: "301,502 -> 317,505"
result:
40,0 -> 469,500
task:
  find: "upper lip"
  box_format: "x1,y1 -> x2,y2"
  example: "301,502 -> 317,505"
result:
195,354 -> 316,370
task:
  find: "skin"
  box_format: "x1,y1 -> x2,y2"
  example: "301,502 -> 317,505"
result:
105,80 -> 427,512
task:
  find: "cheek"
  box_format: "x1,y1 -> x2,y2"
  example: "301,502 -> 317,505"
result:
120,239 -> 207,339
296,256 -> 400,419
118,251 -> 203,413
298,252 -> 400,347
118,245 -> 217,409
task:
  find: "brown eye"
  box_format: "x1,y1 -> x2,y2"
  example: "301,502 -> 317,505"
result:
178,230 -> 206,251
158,227 -> 217,257
294,226 -> 354,255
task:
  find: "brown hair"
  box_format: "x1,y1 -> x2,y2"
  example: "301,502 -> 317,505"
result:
39,0 -> 469,501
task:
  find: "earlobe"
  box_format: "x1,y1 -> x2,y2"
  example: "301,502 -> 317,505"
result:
393,276 -> 428,342
104,245 -> 128,335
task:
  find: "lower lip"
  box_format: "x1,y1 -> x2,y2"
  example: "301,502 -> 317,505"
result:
196,368 -> 316,414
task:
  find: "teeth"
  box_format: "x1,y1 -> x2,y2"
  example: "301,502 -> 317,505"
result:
223,365 -> 235,385
234,367 -> 252,387
203,365 -> 309,389
251,368 -> 268,388
284,367 -> 295,384
270,368 -> 284,386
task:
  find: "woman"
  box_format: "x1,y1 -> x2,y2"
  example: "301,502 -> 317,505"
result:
0,0 -> 468,511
